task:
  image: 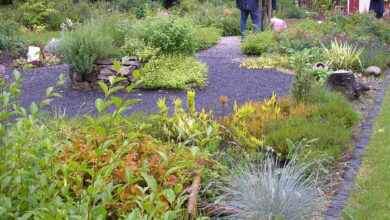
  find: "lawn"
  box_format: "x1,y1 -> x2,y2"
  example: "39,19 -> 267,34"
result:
17,30 -> 61,44
343,84 -> 390,219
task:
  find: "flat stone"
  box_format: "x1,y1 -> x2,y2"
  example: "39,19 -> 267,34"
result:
98,65 -> 116,75
95,58 -> 118,65
122,60 -> 140,66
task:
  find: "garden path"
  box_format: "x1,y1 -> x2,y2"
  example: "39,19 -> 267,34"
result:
15,37 -> 292,117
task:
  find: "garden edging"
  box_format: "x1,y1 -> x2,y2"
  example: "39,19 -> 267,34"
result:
325,71 -> 390,219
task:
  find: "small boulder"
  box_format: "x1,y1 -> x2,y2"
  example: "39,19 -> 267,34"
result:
364,66 -> 382,77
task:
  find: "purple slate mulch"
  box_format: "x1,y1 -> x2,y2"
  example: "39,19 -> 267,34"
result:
4,37 -> 293,117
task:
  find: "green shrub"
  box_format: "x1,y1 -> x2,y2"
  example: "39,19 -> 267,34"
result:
214,16 -> 241,36
135,17 -> 196,55
0,16 -> 18,50
117,0 -> 155,18
60,22 -> 114,75
142,54 -> 208,89
19,0 -> 61,30
190,26 -> 221,51
290,54 -> 317,102
241,31 -> 278,55
265,116 -> 352,159
359,42 -> 390,71
285,6 -> 306,19
120,38 -> 160,62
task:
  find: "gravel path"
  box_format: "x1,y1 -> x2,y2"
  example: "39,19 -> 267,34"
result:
9,37 -> 293,117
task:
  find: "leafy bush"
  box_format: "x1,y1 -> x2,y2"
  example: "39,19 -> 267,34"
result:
265,87 -> 358,158
60,22 -> 114,75
241,31 -> 278,55
190,26 -> 221,51
290,54 -> 317,102
322,40 -> 364,71
117,0 -> 153,18
216,141 -> 330,219
150,90 -> 221,152
359,41 -> 390,71
19,0 -> 61,30
220,94 -> 318,150
285,6 -> 306,18
120,38 -> 160,62
135,17 -> 196,55
142,54 -> 208,89
214,16 -> 241,36
0,16 -> 18,50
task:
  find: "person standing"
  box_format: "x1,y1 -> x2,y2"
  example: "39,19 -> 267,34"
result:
370,0 -> 385,18
236,0 -> 261,37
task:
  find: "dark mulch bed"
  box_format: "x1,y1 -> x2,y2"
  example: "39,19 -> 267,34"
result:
3,37 -> 293,117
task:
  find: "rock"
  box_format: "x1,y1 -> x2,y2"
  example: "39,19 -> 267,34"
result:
327,70 -> 370,99
364,66 -> 382,77
98,65 -> 117,75
70,70 -> 83,83
84,73 -> 98,82
95,58 -> 118,65
73,81 -> 91,90
122,60 -> 139,66
92,85 -> 103,92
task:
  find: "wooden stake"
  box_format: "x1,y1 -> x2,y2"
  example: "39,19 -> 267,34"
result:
187,173 -> 202,216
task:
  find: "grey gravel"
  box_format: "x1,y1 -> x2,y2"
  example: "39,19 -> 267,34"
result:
6,36 -> 293,117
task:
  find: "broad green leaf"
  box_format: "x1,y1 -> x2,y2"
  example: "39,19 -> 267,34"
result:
162,189 -> 176,204
85,115 -> 95,126
111,96 -> 123,108
123,99 -> 142,107
190,146 -> 199,158
132,69 -> 141,80
95,126 -> 107,137
113,60 -> 121,72
29,102 -> 38,114
108,86 -> 125,96
163,167 -> 183,179
157,151 -> 169,163
46,87 -> 54,97
97,82 -> 109,96
141,173 -> 158,193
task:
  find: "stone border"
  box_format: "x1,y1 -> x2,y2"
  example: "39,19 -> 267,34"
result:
325,71 -> 390,219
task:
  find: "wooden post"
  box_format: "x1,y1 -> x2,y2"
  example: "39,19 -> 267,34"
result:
268,0 -> 272,23
258,0 -> 263,31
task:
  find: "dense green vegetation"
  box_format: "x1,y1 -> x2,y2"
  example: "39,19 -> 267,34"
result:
1,0 -> 388,218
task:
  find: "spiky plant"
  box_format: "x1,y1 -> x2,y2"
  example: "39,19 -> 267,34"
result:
322,40 -> 364,71
215,139 -> 331,220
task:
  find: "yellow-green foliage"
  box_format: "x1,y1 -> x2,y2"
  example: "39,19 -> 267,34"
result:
322,40 -> 364,71
151,90 -> 221,152
220,94 -> 318,150
240,31 -> 278,55
240,53 -> 290,69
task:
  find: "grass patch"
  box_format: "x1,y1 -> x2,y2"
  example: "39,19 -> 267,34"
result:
343,85 -> 390,219
17,30 -> 61,44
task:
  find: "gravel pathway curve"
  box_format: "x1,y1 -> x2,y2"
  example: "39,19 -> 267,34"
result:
12,37 -> 293,117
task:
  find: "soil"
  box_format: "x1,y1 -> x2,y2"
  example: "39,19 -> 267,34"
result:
3,36 -> 293,117
0,50 -> 16,66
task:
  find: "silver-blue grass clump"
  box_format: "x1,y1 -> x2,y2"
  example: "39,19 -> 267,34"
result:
214,139 -> 331,220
